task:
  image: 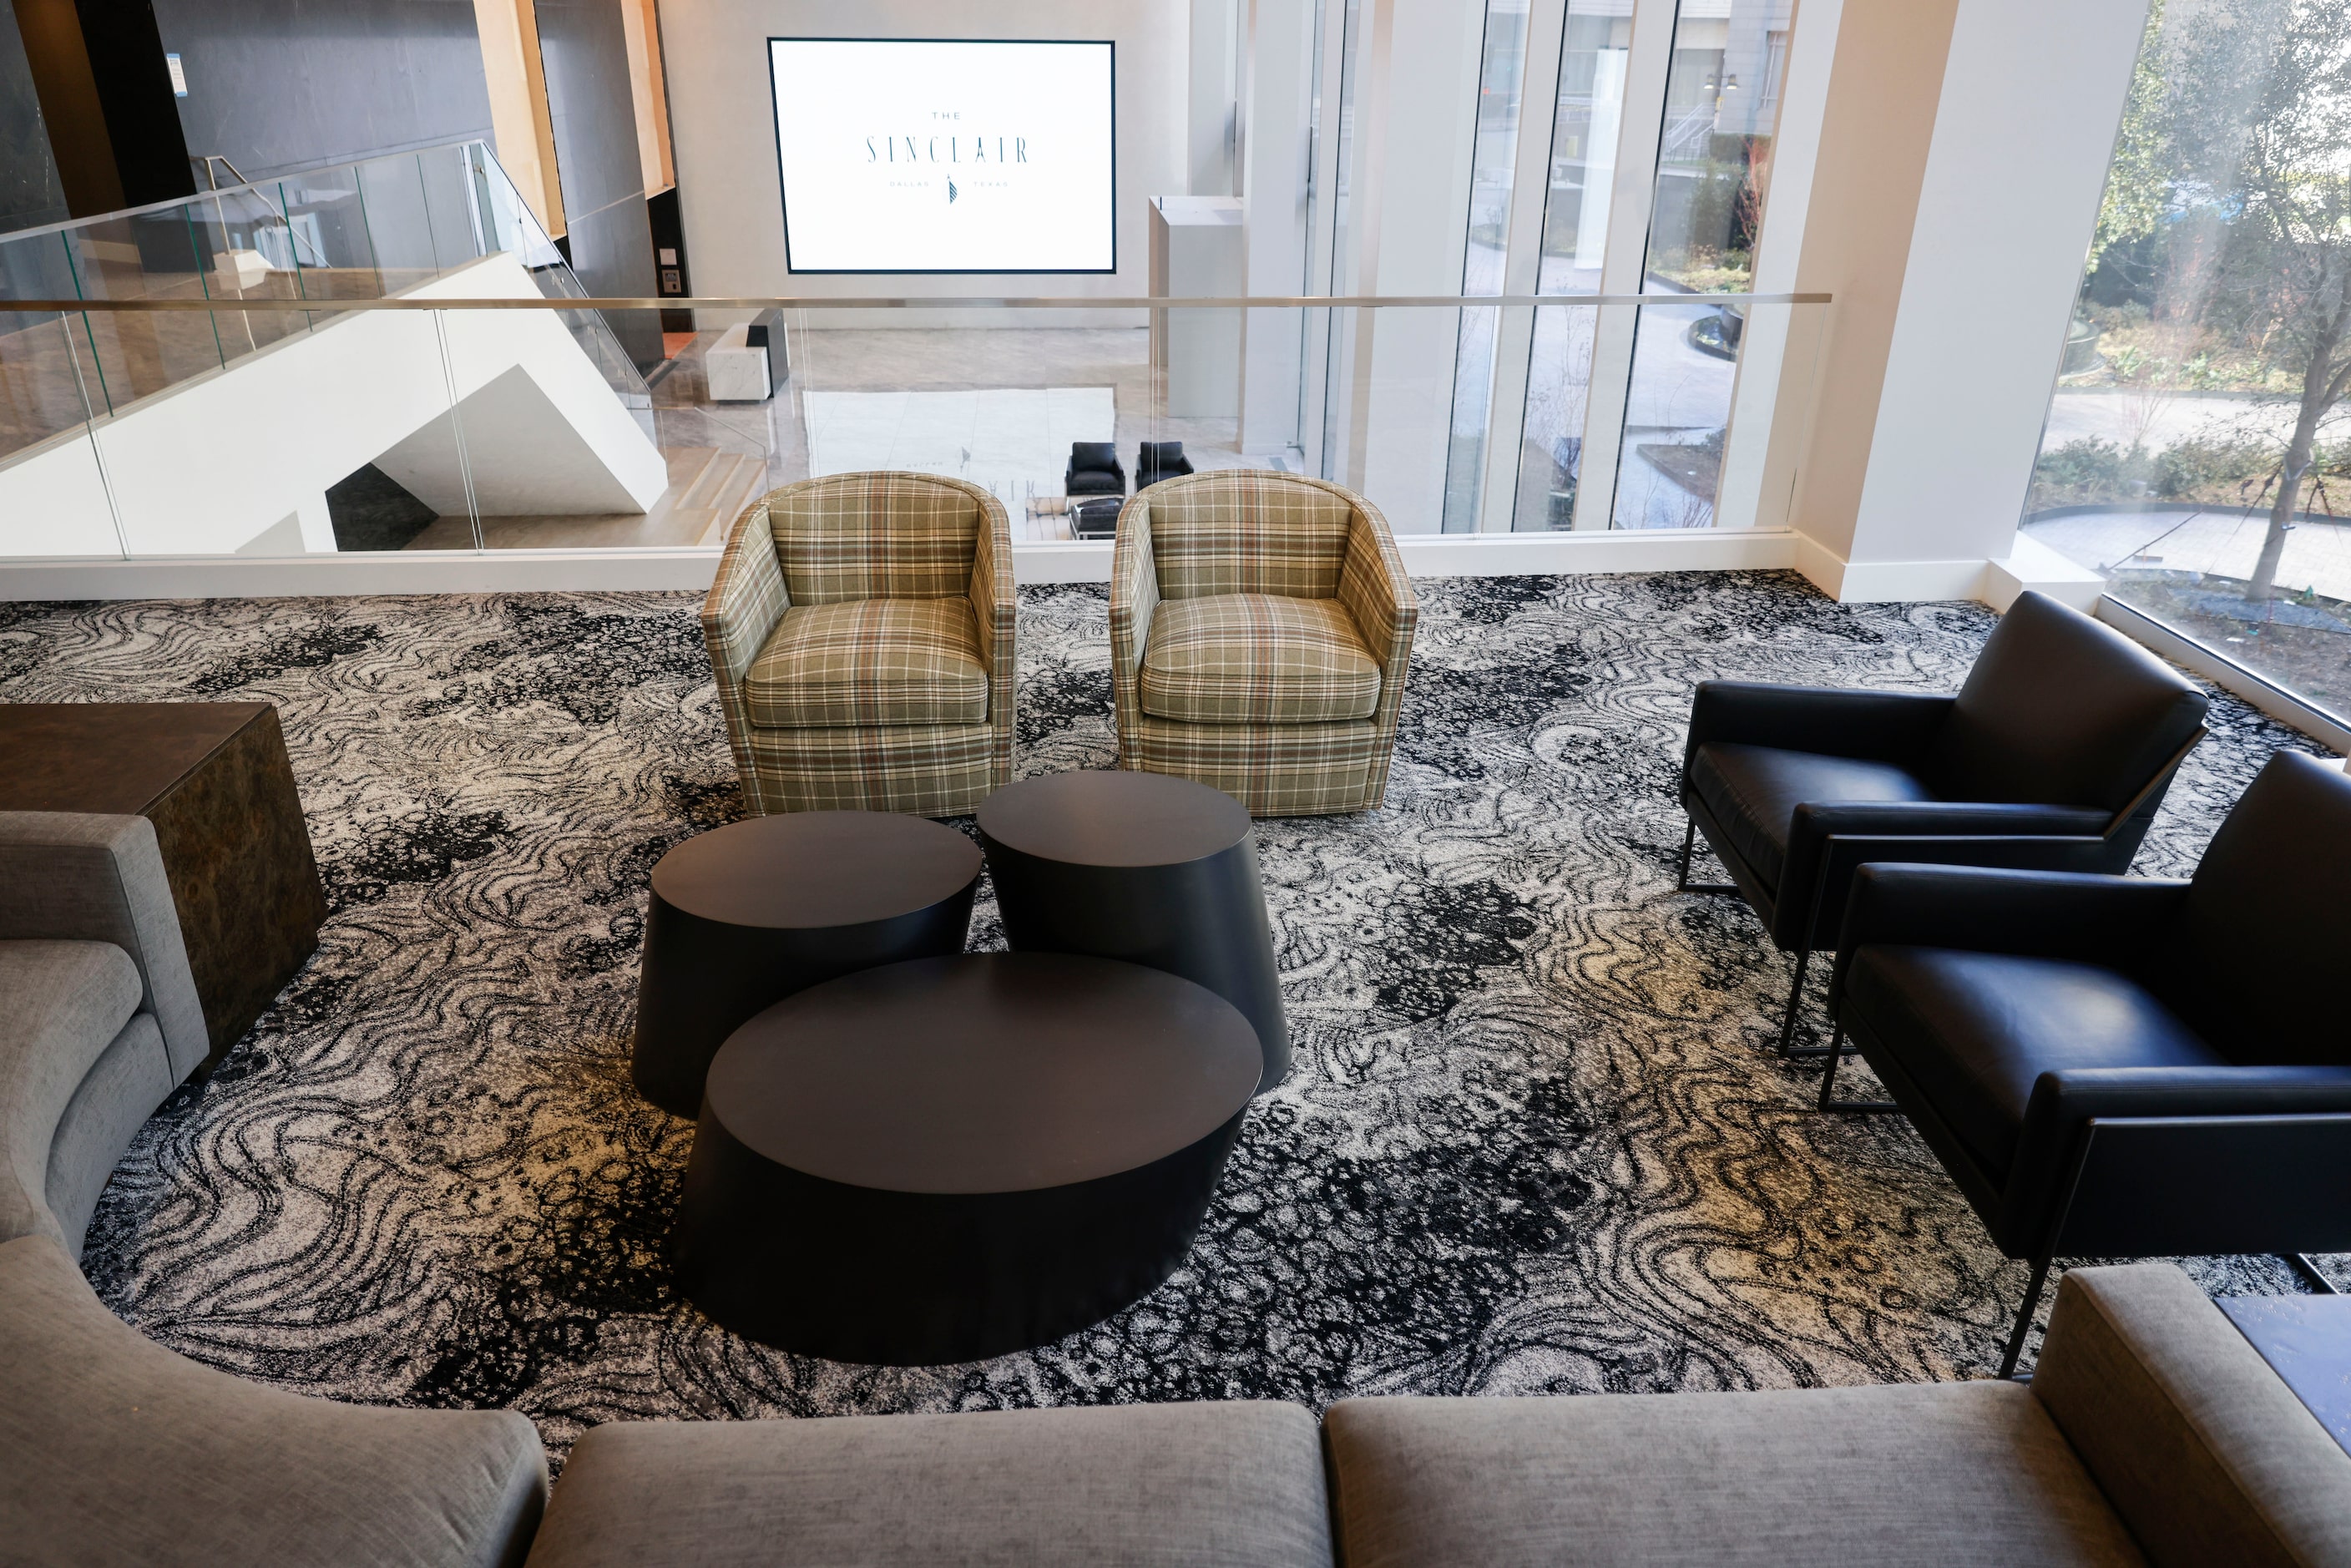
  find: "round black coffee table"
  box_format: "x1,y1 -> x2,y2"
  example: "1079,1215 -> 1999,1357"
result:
673,952 -> 1260,1365
630,812 -> 980,1119
978,770 -> 1289,1092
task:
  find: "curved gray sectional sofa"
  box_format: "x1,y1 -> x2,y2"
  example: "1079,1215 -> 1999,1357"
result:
6,811 -> 2351,1566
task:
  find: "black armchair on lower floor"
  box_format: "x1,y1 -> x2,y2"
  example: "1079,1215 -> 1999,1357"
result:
1677,590 -> 2210,1055
1065,442 -> 1126,500
1817,749 -> 2351,1377
1136,440 -> 1193,489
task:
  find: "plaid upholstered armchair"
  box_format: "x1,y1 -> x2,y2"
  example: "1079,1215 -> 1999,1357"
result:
701,473 -> 1014,817
1110,471 -> 1417,816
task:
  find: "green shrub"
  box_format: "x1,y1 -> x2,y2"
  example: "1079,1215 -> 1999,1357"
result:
2152,438 -> 2273,498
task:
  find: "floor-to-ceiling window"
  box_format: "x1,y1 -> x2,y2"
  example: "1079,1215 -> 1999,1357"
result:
2024,0 -> 2351,725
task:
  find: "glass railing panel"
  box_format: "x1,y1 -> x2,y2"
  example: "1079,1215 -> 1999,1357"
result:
0,232 -> 105,464
352,152 -> 462,296
181,183 -> 315,362
55,210 -> 225,416
79,297 -> 482,557
0,309 -> 122,559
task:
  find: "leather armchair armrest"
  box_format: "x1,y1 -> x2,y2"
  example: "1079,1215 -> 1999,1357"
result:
1999,1069 -> 2351,1255
1829,865 -> 2190,1007
1683,682 -> 1954,772
1777,801 -> 2114,949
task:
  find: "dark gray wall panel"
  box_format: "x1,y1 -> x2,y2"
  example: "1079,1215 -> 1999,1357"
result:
153,0 -> 493,179
0,9 -> 69,231
533,0 -> 656,367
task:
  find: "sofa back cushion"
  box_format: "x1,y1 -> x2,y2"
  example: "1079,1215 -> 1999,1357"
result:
2160,750 -> 2351,1064
765,473 -> 983,604
1145,472 -> 1355,602
1924,592 -> 2207,812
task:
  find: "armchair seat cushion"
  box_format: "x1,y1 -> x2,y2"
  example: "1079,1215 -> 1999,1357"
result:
744,598 -> 988,729
1140,594 -> 1380,725
1689,742 -> 1935,892
1847,946 -> 2222,1176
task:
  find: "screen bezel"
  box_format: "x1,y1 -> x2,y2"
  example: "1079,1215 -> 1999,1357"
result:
767,36 -> 1119,276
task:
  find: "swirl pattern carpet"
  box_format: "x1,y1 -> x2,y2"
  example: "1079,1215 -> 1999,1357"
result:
0,571 -> 2332,1459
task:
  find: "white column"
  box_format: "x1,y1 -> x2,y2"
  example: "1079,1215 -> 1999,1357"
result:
1237,0 -> 1319,455
1191,0 -> 1242,195
1342,0 -> 1490,530
1781,0 -> 2150,601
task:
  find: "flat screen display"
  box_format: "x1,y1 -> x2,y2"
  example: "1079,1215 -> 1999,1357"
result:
769,38 -> 1116,274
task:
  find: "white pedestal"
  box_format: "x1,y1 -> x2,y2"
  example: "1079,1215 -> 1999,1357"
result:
1150,196 -> 1243,418
705,324 -> 773,402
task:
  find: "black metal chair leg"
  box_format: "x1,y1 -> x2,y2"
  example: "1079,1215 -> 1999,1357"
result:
1675,817 -> 1738,895
1817,1026 -> 1900,1113
1776,948 -> 1811,1055
2000,1254 -> 2055,1380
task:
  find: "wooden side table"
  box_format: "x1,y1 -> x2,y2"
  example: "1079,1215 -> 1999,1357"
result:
0,703 -> 325,1065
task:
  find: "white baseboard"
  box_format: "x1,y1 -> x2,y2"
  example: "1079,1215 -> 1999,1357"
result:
1982,534 -> 2105,613
1398,529 -> 1798,577
1797,539 -> 1990,604
0,549 -> 727,600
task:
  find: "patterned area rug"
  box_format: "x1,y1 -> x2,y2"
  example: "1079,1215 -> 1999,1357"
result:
1,572 -> 2333,1459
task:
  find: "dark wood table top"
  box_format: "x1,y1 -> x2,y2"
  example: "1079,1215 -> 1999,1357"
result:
2221,1293 -> 2351,1455
0,702 -> 273,814
706,953 -> 1260,1195
976,770 -> 1249,868
652,812 -> 982,930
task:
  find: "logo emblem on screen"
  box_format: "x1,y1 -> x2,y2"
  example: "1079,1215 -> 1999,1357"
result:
947,178 -> 958,204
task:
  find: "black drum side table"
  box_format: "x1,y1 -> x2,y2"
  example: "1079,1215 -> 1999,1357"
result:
675,953 -> 1261,1364
630,812 -> 980,1118
978,771 -> 1290,1092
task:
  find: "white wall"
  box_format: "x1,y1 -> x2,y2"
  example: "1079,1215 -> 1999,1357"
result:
660,0 -> 1190,326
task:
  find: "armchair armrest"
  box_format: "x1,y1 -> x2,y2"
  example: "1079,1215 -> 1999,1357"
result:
1780,801 -> 2115,949
0,812 -> 206,1079
700,498 -> 790,812
1336,502 -> 1418,687
1684,682 -> 1954,772
967,490 -> 1015,687
1109,498 -> 1160,764
1831,865 -> 2190,1005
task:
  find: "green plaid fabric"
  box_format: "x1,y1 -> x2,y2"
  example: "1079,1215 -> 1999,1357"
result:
702,473 -> 1014,817
741,722 -> 999,817
1141,470 -> 1355,600
1110,473 -> 1418,816
1140,594 -> 1379,725
767,472 -> 984,604
1126,715 -> 1393,817
745,598 -> 987,728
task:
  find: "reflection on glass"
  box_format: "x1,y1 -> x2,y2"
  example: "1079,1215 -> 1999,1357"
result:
1441,0 -> 1532,532
2023,0 -> 2351,724
1610,0 -> 1797,530
1512,3 -> 1634,530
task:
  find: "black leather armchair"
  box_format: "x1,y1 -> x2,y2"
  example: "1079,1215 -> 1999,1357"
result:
1818,749 -> 2351,1375
1066,442 -> 1126,499
1677,591 -> 2208,1054
1136,441 -> 1194,489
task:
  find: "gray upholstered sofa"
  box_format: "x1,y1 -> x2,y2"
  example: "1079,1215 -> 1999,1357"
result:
0,812 -> 210,1257
6,1247 -> 2349,1565
5,812 -> 2349,1565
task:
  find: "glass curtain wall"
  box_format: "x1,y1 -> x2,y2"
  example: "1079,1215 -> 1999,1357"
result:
1610,0 -> 1796,529
1440,0 -> 1533,532
2022,0 -> 2351,724
1511,1 -> 1634,531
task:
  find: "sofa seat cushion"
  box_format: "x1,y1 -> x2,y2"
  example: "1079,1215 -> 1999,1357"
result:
1688,741 -> 1935,893
0,1233 -> 547,1568
1140,594 -> 1379,725
1324,1386 -> 2146,1568
0,940 -> 145,1247
1847,946 -> 2222,1178
745,598 -> 988,729
525,1402 -> 1332,1567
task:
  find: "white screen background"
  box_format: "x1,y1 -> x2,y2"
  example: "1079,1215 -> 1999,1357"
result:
771,39 -> 1115,273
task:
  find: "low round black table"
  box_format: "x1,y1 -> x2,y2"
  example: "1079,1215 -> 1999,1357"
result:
630,812 -> 980,1119
673,952 -> 1260,1365
978,770 -> 1289,1092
